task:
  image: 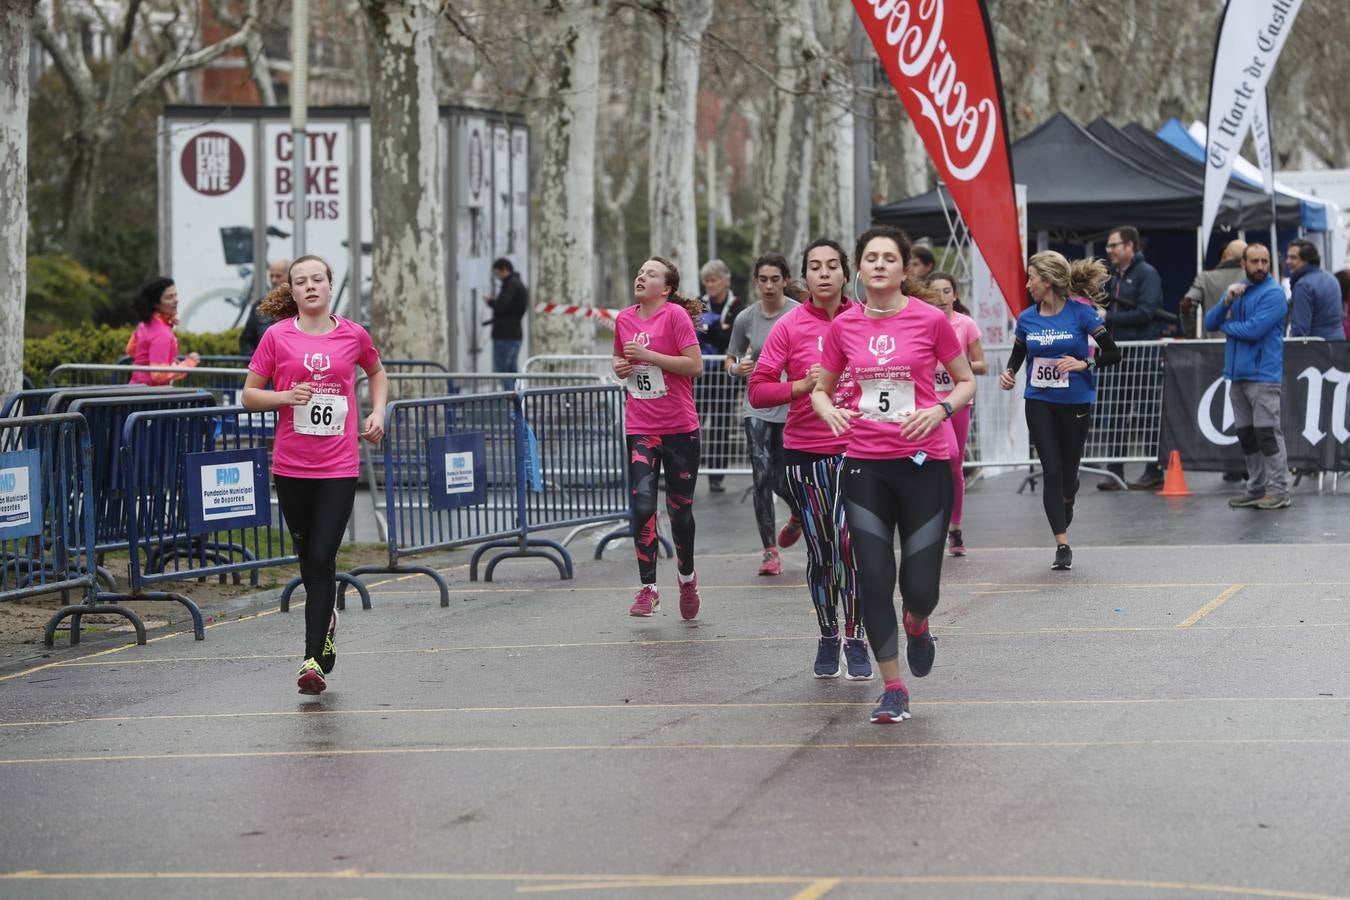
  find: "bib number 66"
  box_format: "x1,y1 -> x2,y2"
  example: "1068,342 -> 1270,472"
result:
309,404 -> 334,427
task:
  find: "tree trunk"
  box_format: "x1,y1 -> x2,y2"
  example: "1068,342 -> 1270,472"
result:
646,0 -> 712,281
0,0 -> 37,394
811,0 -> 855,243
531,0 -> 604,356
362,0 -> 448,363
752,0 -> 818,259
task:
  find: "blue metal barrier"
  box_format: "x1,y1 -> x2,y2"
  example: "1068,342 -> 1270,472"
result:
120,405 -> 370,620
337,391 -> 530,603
0,413 -> 146,647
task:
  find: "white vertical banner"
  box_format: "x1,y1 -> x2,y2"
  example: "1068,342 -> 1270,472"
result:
1201,0 -> 1304,245
1250,88 -> 1276,196
971,183 -> 1029,470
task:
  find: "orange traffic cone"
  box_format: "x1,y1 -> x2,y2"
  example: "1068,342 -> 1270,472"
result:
1158,450 -> 1192,497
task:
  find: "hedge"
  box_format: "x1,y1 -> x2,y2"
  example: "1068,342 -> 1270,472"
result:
23,325 -> 243,386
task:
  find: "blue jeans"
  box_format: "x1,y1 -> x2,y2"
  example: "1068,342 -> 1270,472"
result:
492,339 -> 521,390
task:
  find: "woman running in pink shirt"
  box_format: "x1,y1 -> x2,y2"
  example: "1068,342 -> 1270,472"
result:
242,255 -> 388,695
749,238 -> 869,681
811,226 -> 976,724
922,271 -> 987,557
126,278 -> 200,385
612,257 -> 706,620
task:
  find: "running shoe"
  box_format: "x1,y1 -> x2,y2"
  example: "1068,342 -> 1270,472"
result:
629,585 -> 660,617
318,609 -> 338,675
777,515 -> 803,549
813,636 -> 841,678
1052,543 -> 1073,571
1228,495 -> 1261,508
758,548 -> 782,576
947,528 -> 966,557
843,638 -> 873,681
870,684 -> 912,723
903,611 -> 935,678
297,658 -> 326,695
1255,495 -> 1292,510
678,575 -> 701,620
708,477 -> 726,494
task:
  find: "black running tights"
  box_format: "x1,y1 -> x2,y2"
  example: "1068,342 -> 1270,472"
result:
841,457 -> 951,665
274,475 -> 358,659
1024,398 -> 1091,536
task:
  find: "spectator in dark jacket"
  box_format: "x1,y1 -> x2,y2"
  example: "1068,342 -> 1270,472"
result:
1098,226 -> 1164,490
484,258 -> 528,389
1285,240 -> 1344,340
239,258 -> 288,358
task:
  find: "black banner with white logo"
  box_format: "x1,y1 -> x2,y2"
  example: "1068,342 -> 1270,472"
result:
1161,341 -> 1350,471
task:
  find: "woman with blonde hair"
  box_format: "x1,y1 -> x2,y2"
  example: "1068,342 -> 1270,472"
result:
998,252 -> 1120,572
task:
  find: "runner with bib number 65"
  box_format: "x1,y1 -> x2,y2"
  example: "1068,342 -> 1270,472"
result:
811,225 -> 976,725
243,254 -> 387,696
998,251 -> 1121,573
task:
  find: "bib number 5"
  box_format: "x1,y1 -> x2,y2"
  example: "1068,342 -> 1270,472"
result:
858,378 -> 915,423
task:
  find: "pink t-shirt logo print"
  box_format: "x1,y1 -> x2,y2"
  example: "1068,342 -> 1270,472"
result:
868,335 -> 896,365
632,332 -> 651,348
303,353 -> 333,381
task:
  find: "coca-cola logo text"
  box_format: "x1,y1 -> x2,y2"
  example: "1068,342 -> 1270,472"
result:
863,0 -> 997,181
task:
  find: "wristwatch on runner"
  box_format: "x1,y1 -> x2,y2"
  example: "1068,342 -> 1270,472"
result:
940,400 -> 955,419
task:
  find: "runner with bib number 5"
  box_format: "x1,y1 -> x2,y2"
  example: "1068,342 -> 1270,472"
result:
811,226 -> 975,725
243,254 -> 387,696
998,251 -> 1121,573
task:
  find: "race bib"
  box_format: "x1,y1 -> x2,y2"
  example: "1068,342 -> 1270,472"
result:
858,378 -> 915,423
1030,358 -> 1070,389
934,364 -> 955,394
626,365 -> 667,400
294,393 -> 349,436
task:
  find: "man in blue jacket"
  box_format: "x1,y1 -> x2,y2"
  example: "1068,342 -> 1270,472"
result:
1286,239 -> 1345,340
1204,244 -> 1290,510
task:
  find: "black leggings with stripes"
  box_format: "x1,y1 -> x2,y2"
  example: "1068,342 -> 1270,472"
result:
744,418 -> 790,548
841,457 -> 951,665
627,432 -> 699,584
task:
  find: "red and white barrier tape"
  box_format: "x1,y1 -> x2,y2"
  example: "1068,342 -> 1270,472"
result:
533,302 -> 622,324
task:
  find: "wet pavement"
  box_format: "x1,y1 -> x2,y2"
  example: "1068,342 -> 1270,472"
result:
1,468 -> 1348,900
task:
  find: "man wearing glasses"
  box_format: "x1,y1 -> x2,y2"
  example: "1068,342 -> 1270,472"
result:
1097,226 -> 1165,491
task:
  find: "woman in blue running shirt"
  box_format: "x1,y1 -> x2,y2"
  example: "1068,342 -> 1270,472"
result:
998,252 -> 1121,572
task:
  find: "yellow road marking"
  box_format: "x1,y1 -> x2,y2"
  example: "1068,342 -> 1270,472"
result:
790,878 -> 842,900
2,737 -> 1349,766
1178,584 -> 1246,629
0,871 -> 1345,899
2,695 -> 1345,729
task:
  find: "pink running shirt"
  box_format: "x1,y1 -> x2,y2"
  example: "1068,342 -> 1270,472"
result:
128,316 -> 180,385
613,302 -> 701,436
749,298 -> 858,455
248,316 -> 382,479
935,311 -> 981,398
820,299 -> 963,461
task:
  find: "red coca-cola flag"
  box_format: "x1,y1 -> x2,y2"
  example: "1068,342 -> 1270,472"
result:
854,0 -> 1026,316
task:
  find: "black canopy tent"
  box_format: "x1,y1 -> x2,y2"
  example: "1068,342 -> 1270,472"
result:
872,113 -> 1305,241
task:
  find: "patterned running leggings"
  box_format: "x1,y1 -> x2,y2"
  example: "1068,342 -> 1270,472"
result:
627,431 -> 699,584
783,449 -> 861,640
744,418 -> 791,548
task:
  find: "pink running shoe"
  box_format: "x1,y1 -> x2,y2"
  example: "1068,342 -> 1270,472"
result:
777,515 -> 803,549
629,585 -> 660,617
678,575 -> 700,620
758,548 -> 782,576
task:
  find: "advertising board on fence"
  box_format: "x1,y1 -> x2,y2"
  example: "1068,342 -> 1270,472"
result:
429,433 -> 488,509
0,450 -> 42,540
1161,341 -> 1350,471
185,448 -> 271,535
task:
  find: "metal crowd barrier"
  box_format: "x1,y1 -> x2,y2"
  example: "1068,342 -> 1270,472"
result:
118,405 -> 370,620
0,413 -> 148,647
353,372 -> 608,542
340,392 -> 523,603
525,353 -> 754,476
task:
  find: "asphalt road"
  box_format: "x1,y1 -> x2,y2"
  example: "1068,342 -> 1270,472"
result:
1,470 -> 1347,900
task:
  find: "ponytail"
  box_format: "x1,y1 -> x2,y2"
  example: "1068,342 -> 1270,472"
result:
258,282 -> 298,319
